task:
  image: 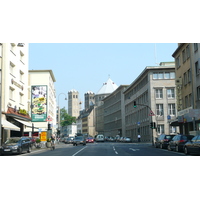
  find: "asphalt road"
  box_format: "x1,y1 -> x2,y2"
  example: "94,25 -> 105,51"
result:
18,142 -> 189,156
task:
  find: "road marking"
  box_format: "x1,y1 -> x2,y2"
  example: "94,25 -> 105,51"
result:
129,148 -> 140,151
72,146 -> 87,156
113,146 -> 118,154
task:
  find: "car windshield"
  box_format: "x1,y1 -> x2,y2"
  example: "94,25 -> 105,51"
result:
5,138 -> 20,144
166,136 -> 174,139
75,136 -> 83,140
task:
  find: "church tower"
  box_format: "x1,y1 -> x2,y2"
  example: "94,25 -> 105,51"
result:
68,89 -> 80,118
84,91 -> 95,110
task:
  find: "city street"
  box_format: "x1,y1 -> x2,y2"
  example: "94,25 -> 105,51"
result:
17,142 -> 189,156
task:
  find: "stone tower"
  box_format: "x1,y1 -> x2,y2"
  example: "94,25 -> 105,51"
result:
68,89 -> 80,118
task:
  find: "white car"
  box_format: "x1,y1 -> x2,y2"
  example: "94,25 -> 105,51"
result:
95,134 -> 105,142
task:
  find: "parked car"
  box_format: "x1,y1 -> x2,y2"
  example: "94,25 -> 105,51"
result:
73,136 -> 86,146
86,137 -> 94,143
95,134 -> 104,142
124,137 -> 132,143
155,134 -> 176,149
184,135 -> 200,155
167,134 -> 194,152
64,137 -> 74,144
1,137 -> 32,155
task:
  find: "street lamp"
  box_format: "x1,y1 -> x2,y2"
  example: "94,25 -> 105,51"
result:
57,93 -> 67,135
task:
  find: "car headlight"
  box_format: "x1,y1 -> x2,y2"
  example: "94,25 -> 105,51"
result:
12,146 -> 18,149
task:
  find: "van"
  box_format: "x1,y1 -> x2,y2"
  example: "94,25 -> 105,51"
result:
95,134 -> 104,142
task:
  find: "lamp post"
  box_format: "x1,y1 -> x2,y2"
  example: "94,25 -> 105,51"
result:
58,93 -> 67,135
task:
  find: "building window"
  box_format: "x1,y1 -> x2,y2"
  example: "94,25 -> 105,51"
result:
168,104 -> 176,115
10,62 -> 15,75
10,43 -> 16,55
167,88 -> 175,99
20,51 -> 25,64
184,72 -> 187,85
182,49 -> 186,63
188,69 -> 191,83
195,61 -> 199,75
153,73 -> 158,79
156,104 -> 163,116
185,96 -> 188,108
158,72 -> 164,79
176,56 -> 181,68
197,86 -> 200,100
169,126 -> 176,134
9,87 -> 15,101
157,125 -> 164,135
155,89 -> 163,99
189,93 -> 192,107
20,70 -> 24,83
20,93 -> 24,105
194,43 -> 198,52
186,45 -> 190,59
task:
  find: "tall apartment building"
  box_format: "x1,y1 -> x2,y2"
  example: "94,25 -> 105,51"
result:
124,62 -> 177,143
29,70 -> 57,136
68,89 -> 80,118
172,43 -> 200,135
103,85 -> 129,137
0,43 -> 31,144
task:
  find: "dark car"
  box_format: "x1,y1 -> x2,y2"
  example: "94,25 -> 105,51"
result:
155,134 -> 176,149
167,134 -> 194,152
64,137 -> 74,144
1,137 -> 32,155
184,135 -> 200,155
73,136 -> 86,146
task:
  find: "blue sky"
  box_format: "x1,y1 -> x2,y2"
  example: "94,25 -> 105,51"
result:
29,43 -> 178,109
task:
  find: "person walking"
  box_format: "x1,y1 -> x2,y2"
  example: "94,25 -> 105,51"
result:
137,134 -> 141,142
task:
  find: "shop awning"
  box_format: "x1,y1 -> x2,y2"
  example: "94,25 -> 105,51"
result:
14,118 -> 32,127
2,120 -> 20,131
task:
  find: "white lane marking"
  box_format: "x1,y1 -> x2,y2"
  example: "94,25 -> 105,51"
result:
72,146 -> 87,156
129,148 -> 140,151
113,146 -> 118,154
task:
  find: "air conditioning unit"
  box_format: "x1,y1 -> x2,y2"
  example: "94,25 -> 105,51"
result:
175,78 -> 182,85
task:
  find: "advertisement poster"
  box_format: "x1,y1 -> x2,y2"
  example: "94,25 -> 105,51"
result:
31,85 -> 47,122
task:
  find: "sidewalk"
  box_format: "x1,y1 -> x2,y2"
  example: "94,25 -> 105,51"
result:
31,142 -> 65,152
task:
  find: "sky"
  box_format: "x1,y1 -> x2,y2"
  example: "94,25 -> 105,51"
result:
29,43 -> 178,109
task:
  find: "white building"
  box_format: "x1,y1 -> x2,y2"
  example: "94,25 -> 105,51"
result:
29,70 -> 57,137
0,43 -> 31,144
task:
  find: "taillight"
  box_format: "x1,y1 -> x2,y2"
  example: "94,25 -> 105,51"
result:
164,139 -> 168,141
179,140 -> 185,143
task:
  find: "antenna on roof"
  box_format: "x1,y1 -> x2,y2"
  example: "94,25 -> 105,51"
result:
154,43 -> 159,66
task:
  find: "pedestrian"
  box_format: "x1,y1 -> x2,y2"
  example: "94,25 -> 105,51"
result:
137,134 -> 141,142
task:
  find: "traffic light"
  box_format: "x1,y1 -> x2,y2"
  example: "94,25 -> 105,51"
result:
150,122 -> 153,129
153,122 -> 156,129
48,123 -> 51,130
134,101 -> 137,108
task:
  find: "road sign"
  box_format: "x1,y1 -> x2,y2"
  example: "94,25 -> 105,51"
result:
149,110 -> 155,116
167,115 -> 171,120
46,116 -> 52,121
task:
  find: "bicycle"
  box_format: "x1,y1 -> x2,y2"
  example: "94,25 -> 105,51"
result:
51,140 -> 55,150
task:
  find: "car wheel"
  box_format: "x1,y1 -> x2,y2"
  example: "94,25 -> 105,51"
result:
167,145 -> 171,151
27,146 -> 32,153
73,144 -> 75,146
160,144 -> 163,149
18,148 -> 22,154
175,145 -> 179,152
184,147 -> 189,155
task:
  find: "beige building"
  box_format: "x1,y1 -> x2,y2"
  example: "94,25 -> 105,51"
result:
68,89 -> 80,118
0,43 -> 31,144
29,70 -> 57,137
124,62 -> 178,143
103,85 -> 129,137
172,43 -> 200,134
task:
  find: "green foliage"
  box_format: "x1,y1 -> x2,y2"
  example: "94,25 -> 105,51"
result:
36,138 -> 41,143
60,107 -> 76,127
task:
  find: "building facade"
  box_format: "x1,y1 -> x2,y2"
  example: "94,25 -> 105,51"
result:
172,43 -> 200,135
124,62 -> 178,143
95,78 -> 118,135
29,70 -> 57,137
103,85 -> 129,137
0,43 -> 31,144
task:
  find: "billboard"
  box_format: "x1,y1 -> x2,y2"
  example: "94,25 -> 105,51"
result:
31,85 -> 47,122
